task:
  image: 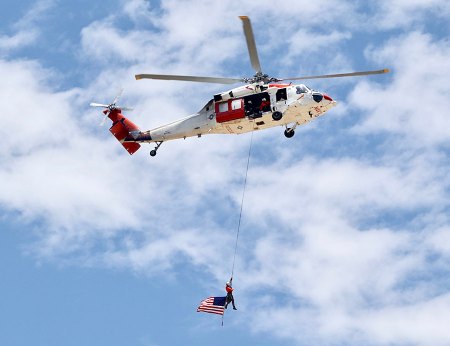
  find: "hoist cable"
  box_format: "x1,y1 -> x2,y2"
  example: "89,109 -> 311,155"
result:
231,131 -> 253,279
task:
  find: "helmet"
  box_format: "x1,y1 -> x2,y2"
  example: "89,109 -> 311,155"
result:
226,281 -> 231,286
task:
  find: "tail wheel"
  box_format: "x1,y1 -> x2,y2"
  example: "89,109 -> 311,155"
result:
284,128 -> 295,138
272,111 -> 283,121
149,141 -> 163,157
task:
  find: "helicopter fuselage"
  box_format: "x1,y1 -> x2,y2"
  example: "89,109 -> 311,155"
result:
129,83 -> 336,145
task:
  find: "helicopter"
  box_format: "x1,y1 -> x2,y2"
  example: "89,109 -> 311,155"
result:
91,16 -> 389,156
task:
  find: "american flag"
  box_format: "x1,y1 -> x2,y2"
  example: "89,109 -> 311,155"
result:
197,296 -> 226,315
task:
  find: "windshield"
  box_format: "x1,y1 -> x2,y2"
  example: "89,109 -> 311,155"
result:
296,85 -> 309,94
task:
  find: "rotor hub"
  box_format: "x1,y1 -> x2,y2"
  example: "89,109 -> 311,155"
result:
243,72 -> 281,84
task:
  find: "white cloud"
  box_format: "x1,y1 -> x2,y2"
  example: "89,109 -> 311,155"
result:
0,0 -> 54,53
356,294 -> 450,346
240,155 -> 446,227
285,29 -> 352,63
80,20 -> 153,64
372,0 -> 450,29
13,0 -> 54,30
121,0 -> 155,25
351,32 -> 450,147
0,30 -> 38,51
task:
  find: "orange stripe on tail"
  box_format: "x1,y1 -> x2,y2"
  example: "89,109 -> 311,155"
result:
108,109 -> 141,155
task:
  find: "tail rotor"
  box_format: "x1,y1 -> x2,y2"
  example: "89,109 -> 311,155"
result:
90,89 -> 133,126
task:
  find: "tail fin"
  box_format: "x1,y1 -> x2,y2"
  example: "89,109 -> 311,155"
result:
107,109 -> 141,155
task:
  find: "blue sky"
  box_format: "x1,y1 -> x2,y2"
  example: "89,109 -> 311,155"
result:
1,1 -> 450,345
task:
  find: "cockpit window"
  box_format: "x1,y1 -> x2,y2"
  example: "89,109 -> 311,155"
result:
296,85 -> 309,94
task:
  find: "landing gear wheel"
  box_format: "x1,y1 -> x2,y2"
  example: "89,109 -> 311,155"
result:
149,141 -> 163,157
284,128 -> 295,138
272,111 -> 283,121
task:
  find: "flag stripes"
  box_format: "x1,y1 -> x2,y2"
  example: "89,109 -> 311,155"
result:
197,296 -> 226,315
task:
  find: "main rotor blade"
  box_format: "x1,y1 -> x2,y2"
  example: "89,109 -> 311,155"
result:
135,74 -> 242,84
239,16 -> 262,74
280,69 -> 390,81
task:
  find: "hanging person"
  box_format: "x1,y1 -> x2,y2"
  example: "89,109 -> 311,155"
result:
224,277 -> 237,310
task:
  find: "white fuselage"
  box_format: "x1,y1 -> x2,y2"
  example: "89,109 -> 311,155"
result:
134,83 -> 337,143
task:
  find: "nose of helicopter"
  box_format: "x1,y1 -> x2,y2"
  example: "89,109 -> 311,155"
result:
309,91 -> 337,115
324,94 -> 337,108
323,94 -> 333,101
312,92 -> 333,103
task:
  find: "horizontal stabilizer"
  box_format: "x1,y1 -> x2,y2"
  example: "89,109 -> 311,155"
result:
122,142 -> 141,155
